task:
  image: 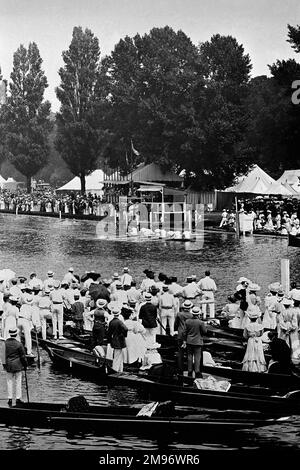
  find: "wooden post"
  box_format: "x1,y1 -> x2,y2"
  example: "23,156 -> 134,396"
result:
235,196 -> 240,238
16,206 -> 18,216
281,258 -> 290,294
59,210 -> 62,219
149,208 -> 153,231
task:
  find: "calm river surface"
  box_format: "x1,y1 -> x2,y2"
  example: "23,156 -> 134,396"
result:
0,213 -> 300,451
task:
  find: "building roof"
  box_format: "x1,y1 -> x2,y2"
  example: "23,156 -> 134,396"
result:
104,163 -> 183,185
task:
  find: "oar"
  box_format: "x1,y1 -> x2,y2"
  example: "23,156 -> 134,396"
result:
156,317 -> 168,335
24,367 -> 30,403
34,327 -> 41,370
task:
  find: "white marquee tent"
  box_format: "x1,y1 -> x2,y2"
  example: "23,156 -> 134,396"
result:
57,170 -> 106,195
224,165 -> 276,194
0,174 -> 6,188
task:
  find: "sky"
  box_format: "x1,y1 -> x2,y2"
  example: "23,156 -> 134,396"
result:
1,0 -> 300,111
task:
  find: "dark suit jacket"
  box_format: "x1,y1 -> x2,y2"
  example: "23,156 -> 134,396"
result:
107,317 -> 128,349
4,338 -> 27,372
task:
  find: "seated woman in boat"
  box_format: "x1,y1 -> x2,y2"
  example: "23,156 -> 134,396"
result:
242,305 -> 266,373
122,307 -> 147,364
264,211 -> 274,231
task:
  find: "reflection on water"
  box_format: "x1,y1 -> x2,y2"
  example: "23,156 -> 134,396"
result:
0,213 -> 299,449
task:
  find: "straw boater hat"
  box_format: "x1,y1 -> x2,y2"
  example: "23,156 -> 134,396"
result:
9,296 -> 19,303
96,298 -> 107,308
162,285 -> 169,291
182,300 -> 193,309
115,281 -> 122,289
44,289 -> 50,295
68,267 -> 74,272
191,306 -> 201,316
47,271 -> 54,277
9,328 -> 18,337
282,298 -> 293,306
123,267 -> 129,272
237,277 -> 250,284
144,293 -> 152,301
113,273 -> 119,279
54,280 -> 61,289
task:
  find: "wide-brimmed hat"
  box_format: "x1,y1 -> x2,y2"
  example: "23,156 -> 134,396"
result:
47,271 -> 54,277
115,281 -> 122,289
162,285 -> 169,291
96,298 -> 107,308
268,282 -> 281,293
247,306 -> 261,319
30,272 -> 37,278
237,277 -> 249,284
146,341 -> 161,350
112,307 -> 120,316
68,267 -> 74,272
123,267 -> 129,272
54,280 -> 60,288
282,298 -> 293,306
182,300 -> 193,309
248,283 -> 261,292
9,296 -> 19,303
113,272 -> 119,279
102,278 -> 112,285
44,289 -> 50,295
24,294 -> 33,304
9,328 -> 18,337
277,288 -> 285,297
191,306 -> 201,316
292,290 -> 300,302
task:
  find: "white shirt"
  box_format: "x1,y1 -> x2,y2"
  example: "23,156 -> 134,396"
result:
28,277 -> 43,289
197,276 -> 217,293
120,273 -> 132,286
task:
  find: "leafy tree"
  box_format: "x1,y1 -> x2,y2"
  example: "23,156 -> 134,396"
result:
189,34 -> 253,189
56,26 -> 107,193
1,43 -> 51,192
243,24 -> 300,178
101,26 -> 203,178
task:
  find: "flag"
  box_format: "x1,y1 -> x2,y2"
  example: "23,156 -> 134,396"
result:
131,139 -> 140,156
288,234 -> 300,247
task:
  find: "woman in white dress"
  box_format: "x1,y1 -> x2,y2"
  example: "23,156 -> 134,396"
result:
122,308 -> 147,364
242,305 -> 266,372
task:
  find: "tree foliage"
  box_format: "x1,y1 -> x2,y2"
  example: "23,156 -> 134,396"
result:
55,26 -> 107,193
101,28 -> 254,189
0,43 -> 51,191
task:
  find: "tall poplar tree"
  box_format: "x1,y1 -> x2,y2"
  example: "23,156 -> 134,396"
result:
3,43 -> 51,192
56,26 -> 106,193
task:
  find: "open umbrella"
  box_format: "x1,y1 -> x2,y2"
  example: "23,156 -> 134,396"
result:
0,269 -> 16,281
81,271 -> 101,282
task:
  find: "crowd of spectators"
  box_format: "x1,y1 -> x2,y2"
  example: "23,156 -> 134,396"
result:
0,189 -> 106,216
221,196 -> 300,234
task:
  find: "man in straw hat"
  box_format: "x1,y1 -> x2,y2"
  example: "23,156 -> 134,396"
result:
18,294 -> 34,357
182,306 -> 207,378
49,280 -> 65,339
158,284 -> 176,336
197,270 -> 217,319
2,328 -> 27,407
174,300 -> 193,378
138,292 -> 158,346
107,306 -> 128,372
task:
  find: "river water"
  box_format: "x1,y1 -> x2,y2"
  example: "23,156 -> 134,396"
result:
0,213 -> 299,451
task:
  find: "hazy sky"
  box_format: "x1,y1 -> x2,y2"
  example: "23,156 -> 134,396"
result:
1,0 -> 300,111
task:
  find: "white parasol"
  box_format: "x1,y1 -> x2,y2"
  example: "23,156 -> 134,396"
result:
0,269 -> 16,281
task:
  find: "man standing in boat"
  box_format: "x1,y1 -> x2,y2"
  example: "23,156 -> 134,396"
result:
197,270 -> 217,319
2,328 -> 27,407
107,306 -> 128,372
174,300 -> 193,378
182,306 -> 207,378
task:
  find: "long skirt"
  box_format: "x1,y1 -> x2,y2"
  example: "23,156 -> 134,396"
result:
242,337 -> 267,372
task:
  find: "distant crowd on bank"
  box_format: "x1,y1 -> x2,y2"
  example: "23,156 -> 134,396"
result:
220,196 -> 300,234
